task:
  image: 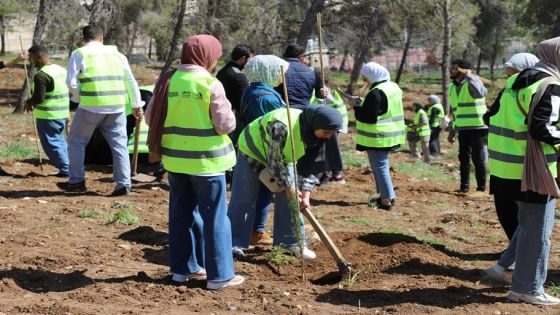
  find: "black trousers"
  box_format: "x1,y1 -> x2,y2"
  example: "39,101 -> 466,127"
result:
429,127 -> 441,155
458,129 -> 487,189
494,195 -> 518,240
324,133 -> 344,176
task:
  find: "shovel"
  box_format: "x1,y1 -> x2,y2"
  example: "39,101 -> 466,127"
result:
131,118 -> 156,183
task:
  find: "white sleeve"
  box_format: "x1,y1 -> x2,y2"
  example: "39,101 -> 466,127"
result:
66,51 -> 82,103
120,53 -> 144,109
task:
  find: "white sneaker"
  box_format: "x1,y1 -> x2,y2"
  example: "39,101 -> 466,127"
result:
483,264 -> 512,283
506,290 -> 560,305
172,268 -> 207,283
288,245 -> 316,260
232,246 -> 245,257
207,275 -> 245,290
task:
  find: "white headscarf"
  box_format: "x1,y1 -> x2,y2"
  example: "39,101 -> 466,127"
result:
360,62 -> 390,84
428,95 -> 441,105
504,53 -> 539,72
243,55 -> 289,87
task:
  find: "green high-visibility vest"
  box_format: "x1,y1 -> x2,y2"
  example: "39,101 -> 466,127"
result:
161,71 -> 236,174
356,81 -> 405,148
488,74 -> 559,179
238,108 -> 305,166
76,45 -> 127,108
128,119 -> 149,154
310,89 -> 349,132
34,64 -> 69,120
427,103 -> 445,128
413,108 -> 431,137
449,81 -> 487,130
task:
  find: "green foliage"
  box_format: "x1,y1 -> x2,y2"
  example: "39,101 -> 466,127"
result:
79,210 -> 102,219
0,140 -> 35,159
338,215 -> 372,226
266,245 -> 296,266
340,269 -> 362,287
106,209 -> 140,225
394,160 -> 457,184
547,283 -> 560,297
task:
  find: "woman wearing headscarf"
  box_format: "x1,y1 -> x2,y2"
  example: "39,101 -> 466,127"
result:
426,94 -> 444,156
237,55 -> 289,246
145,35 -> 244,290
229,105 -> 342,259
483,39 -> 560,305
354,62 -> 405,211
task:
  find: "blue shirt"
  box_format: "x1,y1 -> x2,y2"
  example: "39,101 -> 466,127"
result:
240,82 -> 285,125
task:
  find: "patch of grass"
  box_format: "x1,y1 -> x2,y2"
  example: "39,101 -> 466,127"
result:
0,140 -> 35,159
547,283 -> 560,297
432,200 -> 448,209
106,209 -> 140,225
79,210 -> 102,219
266,245 -> 296,266
340,144 -> 369,168
474,222 -> 486,230
315,209 -> 325,220
338,215 -> 371,226
418,236 -> 449,248
112,201 -> 132,209
378,227 -> 412,236
394,160 -> 457,184
341,269 -> 362,287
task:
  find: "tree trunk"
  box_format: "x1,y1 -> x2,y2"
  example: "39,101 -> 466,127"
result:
476,48 -> 482,74
346,44 -> 369,95
296,0 -> 326,47
395,25 -> 412,84
160,0 -> 187,77
339,48 -> 349,71
440,0 -> 452,115
0,15 -> 5,56
489,31 -> 500,80
15,0 -> 48,114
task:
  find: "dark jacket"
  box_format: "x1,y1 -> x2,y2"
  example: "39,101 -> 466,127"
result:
489,68 -> 560,203
275,58 -> 323,108
216,61 -> 249,112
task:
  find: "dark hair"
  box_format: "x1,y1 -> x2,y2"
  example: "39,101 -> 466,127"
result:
28,45 -> 48,56
283,43 -> 306,58
230,44 -> 253,61
82,25 -> 104,41
451,59 -> 472,70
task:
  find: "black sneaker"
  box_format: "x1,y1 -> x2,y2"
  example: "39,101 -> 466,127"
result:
56,181 -> 87,193
458,185 -> 469,193
476,186 -> 486,192
110,186 -> 132,196
48,171 -> 68,178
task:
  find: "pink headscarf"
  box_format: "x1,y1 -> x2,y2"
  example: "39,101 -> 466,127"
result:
181,35 -> 222,69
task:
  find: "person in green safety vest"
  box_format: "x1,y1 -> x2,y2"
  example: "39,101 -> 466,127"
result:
407,102 -> 430,164
447,59 -> 488,193
146,35 -> 244,290
426,94 -> 445,156
354,62 -> 405,211
24,45 -> 70,177
482,38 -> 560,306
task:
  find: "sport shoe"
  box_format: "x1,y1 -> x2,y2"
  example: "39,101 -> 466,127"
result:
48,170 -> 68,178
207,275 -> 245,290
172,268 -> 207,283
111,186 -> 132,196
288,245 -> 316,260
330,175 -> 346,185
506,290 -> 560,305
56,181 -> 86,193
232,246 -> 245,258
250,231 -> 273,246
483,264 -> 512,283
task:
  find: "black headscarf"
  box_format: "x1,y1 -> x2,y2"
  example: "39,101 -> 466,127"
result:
299,105 -> 342,147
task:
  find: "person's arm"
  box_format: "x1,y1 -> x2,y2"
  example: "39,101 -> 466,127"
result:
528,84 -> 560,146
466,74 -> 488,98
1,52 -> 27,69
25,72 -> 50,110
120,54 -> 144,119
354,89 -> 386,123
314,69 -> 324,99
418,111 -> 428,127
428,107 -> 438,127
210,80 -> 236,135
66,51 -> 81,103
483,89 -> 504,125
267,120 -> 291,189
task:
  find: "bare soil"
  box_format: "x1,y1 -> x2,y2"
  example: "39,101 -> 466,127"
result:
1,66 -> 560,314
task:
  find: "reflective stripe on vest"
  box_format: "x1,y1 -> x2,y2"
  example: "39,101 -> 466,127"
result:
427,103 -> 445,128
238,108 -> 305,165
161,71 -> 235,174
413,109 -> 431,137
356,81 -> 405,147
488,73 -> 559,179
34,64 -> 69,120
128,120 -> 150,154
76,45 -> 127,108
449,82 -> 486,130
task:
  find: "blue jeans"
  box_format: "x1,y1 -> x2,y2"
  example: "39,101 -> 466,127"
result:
229,153 -> 305,248
366,150 -> 395,200
67,108 -> 130,188
36,118 -> 69,174
254,184 -> 273,233
168,172 -> 235,282
497,199 -> 555,294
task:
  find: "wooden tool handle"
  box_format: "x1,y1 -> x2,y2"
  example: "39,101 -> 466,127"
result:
131,118 -> 141,175
302,207 -> 349,266
457,67 -> 492,85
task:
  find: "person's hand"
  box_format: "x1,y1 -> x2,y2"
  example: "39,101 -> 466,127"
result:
24,99 -> 33,113
18,52 -> 29,62
300,190 -> 311,212
133,107 -> 144,120
321,87 -> 330,98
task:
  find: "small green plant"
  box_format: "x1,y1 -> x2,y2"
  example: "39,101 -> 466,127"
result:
79,210 -> 102,219
547,283 -> 560,297
378,227 -> 411,236
266,245 -> 296,266
341,269 -> 362,287
339,215 -> 371,226
419,236 -> 449,248
474,222 -> 486,230
112,201 -> 132,209
106,209 -> 139,225
394,160 -> 457,184
0,140 -> 35,159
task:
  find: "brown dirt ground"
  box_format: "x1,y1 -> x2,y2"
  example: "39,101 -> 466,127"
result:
1,66 -> 560,314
